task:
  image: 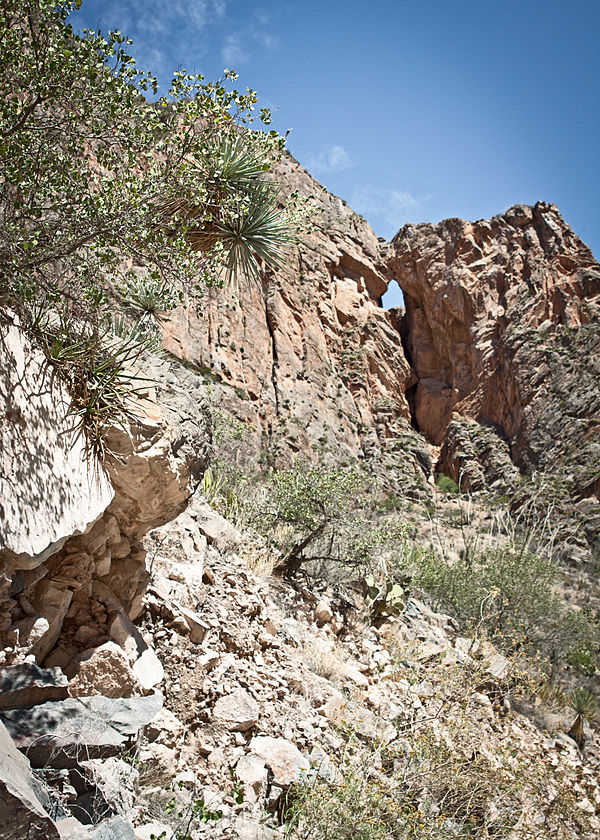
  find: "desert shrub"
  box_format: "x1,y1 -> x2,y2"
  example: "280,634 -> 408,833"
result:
255,465 -> 370,574
254,466 -> 416,579
404,541 -> 599,672
435,473 -> 459,496
285,673 -> 593,840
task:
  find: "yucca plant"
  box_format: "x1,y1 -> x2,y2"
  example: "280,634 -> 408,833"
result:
43,318 -> 158,460
123,274 -> 180,320
567,688 -> 596,750
160,131 -> 294,284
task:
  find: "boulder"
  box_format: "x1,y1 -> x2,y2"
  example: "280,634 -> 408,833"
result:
1,692 -> 163,768
0,314 -> 114,570
314,599 -> 334,626
213,689 -> 259,732
68,643 -> 145,699
234,754 -> 268,802
93,581 -> 164,691
89,817 -> 137,839
102,356 -> 211,541
0,718 -> 59,840
249,736 -> 309,786
145,707 -> 184,747
70,757 -> 139,825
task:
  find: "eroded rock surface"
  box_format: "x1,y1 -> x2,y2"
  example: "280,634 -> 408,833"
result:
389,202 -> 600,494
0,313 -> 114,569
161,154 -> 429,496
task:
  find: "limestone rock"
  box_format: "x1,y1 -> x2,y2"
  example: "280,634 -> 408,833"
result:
88,816 -> 137,839
103,355 -> 211,542
0,314 -> 114,570
314,599 -> 334,626
234,754 -> 268,801
213,689 -> 259,732
0,718 -> 59,840
68,642 -> 145,699
249,736 -> 309,786
0,662 -> 68,710
145,707 -> 184,747
1,692 -> 163,768
55,816 -> 91,839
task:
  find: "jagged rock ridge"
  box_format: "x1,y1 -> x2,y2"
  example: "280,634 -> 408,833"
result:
389,201 -> 600,497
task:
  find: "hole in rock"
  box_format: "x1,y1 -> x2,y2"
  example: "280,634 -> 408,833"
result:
381,278 -> 405,310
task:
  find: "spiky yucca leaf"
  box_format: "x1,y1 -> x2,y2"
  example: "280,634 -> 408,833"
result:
568,688 -> 596,720
202,132 -> 272,193
216,187 -> 295,282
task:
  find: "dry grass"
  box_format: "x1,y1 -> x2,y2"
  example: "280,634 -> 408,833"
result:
301,635 -> 347,682
239,536 -> 279,578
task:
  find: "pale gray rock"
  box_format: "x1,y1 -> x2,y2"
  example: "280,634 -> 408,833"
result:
145,707 -> 184,747
234,754 -> 268,802
213,689 -> 259,732
0,315 -> 114,569
0,718 -> 60,840
1,692 -> 163,768
92,581 -> 164,690
72,757 -> 139,824
89,816 -> 137,839
192,496 -> 242,552
249,736 -> 309,786
0,662 -> 68,710
103,357 -> 212,541
175,602 -> 210,644
55,816 -> 92,838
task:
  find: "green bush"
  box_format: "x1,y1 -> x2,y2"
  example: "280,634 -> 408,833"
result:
1,0 -> 298,455
435,473 -> 459,496
256,465 -> 369,574
405,541 -> 599,672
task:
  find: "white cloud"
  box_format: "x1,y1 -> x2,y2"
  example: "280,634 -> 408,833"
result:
306,144 -> 355,174
222,35 -> 247,65
349,186 -> 428,238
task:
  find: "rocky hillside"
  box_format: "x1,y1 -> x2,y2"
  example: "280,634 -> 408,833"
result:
1,148 -> 600,839
163,158 -> 600,512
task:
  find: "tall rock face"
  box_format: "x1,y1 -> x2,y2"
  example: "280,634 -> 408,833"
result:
162,153 -> 432,497
389,202 -> 600,498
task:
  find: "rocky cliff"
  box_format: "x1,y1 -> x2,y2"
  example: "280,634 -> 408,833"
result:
163,157 -> 600,515
2,148 -> 600,838
389,202 -> 600,499
162,152 -> 433,499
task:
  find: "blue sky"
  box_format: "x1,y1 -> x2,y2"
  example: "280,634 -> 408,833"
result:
72,1 -> 599,308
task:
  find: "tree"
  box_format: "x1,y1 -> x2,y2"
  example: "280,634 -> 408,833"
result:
0,0 -> 296,455
0,0 -> 294,314
257,466 -> 371,575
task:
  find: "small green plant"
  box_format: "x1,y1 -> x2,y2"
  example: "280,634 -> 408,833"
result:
435,473 -> 459,496
567,688 -> 596,750
200,465 -> 244,523
39,315 -> 158,459
363,574 -> 406,623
